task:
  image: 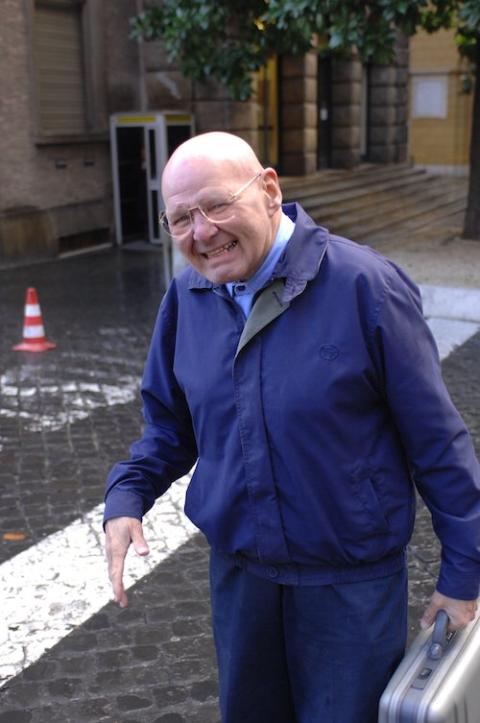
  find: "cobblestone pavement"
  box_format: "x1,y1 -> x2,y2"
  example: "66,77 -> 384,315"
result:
0,248 -> 165,564
0,246 -> 479,722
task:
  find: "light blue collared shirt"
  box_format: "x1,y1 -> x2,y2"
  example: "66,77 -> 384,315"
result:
226,212 -> 295,318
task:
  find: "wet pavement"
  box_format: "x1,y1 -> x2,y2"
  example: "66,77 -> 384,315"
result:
0,244 -> 479,722
0,248 -> 165,564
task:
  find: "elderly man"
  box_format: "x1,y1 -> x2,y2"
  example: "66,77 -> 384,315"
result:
104,132 -> 480,723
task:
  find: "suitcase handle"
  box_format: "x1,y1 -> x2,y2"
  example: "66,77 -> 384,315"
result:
428,609 -> 449,660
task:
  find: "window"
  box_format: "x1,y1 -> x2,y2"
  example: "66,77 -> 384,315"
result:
33,0 -> 88,135
411,75 -> 448,119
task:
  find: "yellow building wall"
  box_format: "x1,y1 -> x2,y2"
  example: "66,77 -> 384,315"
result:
409,28 -> 473,169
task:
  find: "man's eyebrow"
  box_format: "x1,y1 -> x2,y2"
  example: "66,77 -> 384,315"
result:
168,190 -> 231,213
168,203 -> 189,214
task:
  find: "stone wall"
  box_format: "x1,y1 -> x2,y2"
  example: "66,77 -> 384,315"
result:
143,41 -> 193,111
143,42 -> 259,153
279,53 -> 318,175
0,0 -> 140,262
330,57 -> 364,168
328,38 -> 409,168
1,0 -> 413,263
368,35 -> 409,164
409,28 -> 472,170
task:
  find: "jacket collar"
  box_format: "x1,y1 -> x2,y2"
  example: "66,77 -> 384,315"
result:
187,203 -> 329,302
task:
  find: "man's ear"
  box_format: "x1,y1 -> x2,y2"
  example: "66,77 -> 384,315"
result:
262,167 -> 283,214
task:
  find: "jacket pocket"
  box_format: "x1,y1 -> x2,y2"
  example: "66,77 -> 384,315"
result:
347,475 -> 390,536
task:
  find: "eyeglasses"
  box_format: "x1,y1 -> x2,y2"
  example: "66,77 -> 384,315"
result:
159,171 -> 262,237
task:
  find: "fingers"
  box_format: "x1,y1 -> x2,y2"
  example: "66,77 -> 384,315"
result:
109,546 -> 128,608
105,517 -> 149,608
421,590 -> 478,631
420,602 -> 437,631
446,599 -> 477,631
105,517 -> 130,608
131,522 -> 150,557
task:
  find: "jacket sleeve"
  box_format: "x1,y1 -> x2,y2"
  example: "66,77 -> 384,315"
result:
370,263 -> 480,600
104,280 -> 198,524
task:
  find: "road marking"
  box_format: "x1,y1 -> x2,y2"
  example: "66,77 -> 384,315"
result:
0,372 -> 141,452
0,375 -> 140,432
0,286 -> 478,688
420,285 -> 480,323
421,285 -> 480,361
0,472 -> 195,688
426,317 -> 479,360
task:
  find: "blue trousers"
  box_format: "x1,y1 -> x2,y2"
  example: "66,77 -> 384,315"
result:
210,551 -> 407,723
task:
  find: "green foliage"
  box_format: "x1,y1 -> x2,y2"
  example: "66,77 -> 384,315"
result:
132,0 -> 303,100
456,27 -> 478,64
131,0 -> 479,100
459,0 -> 480,29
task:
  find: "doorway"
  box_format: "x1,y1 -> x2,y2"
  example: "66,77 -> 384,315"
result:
317,57 -> 332,169
256,57 -> 279,168
110,112 -> 194,246
360,64 -> 369,160
116,126 -> 147,242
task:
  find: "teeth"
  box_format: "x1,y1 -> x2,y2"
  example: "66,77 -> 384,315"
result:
206,240 -> 237,258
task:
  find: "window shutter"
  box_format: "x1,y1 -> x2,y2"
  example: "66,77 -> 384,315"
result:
34,2 -> 88,135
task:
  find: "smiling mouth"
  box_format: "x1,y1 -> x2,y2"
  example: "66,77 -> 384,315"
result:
203,240 -> 238,259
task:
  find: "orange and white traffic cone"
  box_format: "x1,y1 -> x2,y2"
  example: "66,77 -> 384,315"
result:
12,287 -> 56,352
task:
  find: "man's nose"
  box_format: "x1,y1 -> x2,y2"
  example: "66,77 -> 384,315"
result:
191,209 -> 218,241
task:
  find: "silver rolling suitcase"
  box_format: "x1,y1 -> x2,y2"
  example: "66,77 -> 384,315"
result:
378,609 -> 480,722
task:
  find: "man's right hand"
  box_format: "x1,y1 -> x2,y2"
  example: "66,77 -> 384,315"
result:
105,516 -> 150,608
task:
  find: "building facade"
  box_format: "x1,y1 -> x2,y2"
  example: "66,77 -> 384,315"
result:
143,36 -> 409,175
409,27 -> 473,175
1,0 -> 409,263
0,0 -> 142,263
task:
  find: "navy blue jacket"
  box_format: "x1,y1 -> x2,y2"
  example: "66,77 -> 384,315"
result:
104,203 -> 480,599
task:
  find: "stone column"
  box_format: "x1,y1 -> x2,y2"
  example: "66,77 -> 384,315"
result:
330,58 -> 364,168
368,35 -> 409,163
279,53 -> 318,175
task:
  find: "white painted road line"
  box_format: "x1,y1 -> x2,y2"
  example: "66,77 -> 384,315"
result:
0,286 -> 478,689
0,375 -> 141,432
421,284 -> 480,361
0,472 -> 196,688
420,284 -> 480,323
426,318 -> 479,361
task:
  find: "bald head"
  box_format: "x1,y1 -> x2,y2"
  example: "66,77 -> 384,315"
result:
162,132 -> 263,196
160,131 -> 283,284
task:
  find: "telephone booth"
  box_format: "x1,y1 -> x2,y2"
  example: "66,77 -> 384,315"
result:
110,111 -> 194,282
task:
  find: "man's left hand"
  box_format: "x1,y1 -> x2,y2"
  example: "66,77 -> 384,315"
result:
421,590 -> 478,631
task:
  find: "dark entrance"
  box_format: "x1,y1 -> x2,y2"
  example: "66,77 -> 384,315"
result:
116,126 -> 148,242
317,57 -> 332,169
115,123 -> 193,244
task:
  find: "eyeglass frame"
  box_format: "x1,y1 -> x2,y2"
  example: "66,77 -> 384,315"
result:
159,171 -> 263,237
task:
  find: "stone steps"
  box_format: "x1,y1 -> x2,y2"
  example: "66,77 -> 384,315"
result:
281,165 -> 468,246
315,178 -> 456,227
283,167 -> 435,216
329,188 -> 466,242
282,164 -> 425,201
371,202 -> 467,246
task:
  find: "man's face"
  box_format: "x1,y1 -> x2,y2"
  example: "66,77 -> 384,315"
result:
162,158 -> 282,284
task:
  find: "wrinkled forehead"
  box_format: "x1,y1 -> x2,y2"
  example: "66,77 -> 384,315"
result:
162,155 -> 256,207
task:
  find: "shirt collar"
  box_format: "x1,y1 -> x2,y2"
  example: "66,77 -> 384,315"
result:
225,211 -> 295,299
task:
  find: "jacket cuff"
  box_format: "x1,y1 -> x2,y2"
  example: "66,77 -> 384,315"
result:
103,490 -> 145,531
436,558 -> 480,600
